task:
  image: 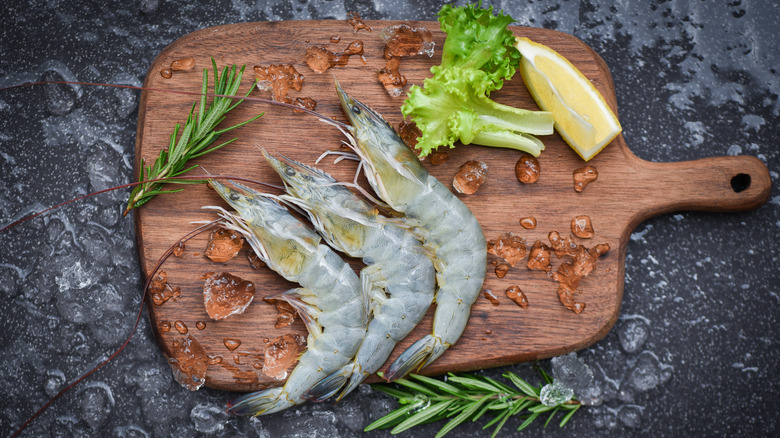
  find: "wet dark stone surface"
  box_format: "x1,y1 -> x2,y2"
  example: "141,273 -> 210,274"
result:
1,1 -> 778,436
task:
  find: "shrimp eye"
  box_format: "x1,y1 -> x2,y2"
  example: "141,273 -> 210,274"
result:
229,193 -> 240,201
351,104 -> 361,115
284,166 -> 295,176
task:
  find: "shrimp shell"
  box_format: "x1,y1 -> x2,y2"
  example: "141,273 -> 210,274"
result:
207,180 -> 367,415
333,83 -> 488,381
262,150 -> 436,400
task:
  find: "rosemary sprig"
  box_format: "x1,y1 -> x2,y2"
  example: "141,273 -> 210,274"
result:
366,370 -> 581,437
124,58 -> 263,215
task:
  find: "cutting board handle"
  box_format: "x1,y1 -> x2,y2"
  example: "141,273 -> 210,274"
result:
629,154 -> 771,222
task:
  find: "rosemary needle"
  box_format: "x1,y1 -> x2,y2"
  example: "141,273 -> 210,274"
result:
366,369 -> 581,437
124,58 -> 263,215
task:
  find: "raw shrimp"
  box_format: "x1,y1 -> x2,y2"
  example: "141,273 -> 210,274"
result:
206,179 -> 367,415
262,150 -> 436,400
333,83 -> 487,381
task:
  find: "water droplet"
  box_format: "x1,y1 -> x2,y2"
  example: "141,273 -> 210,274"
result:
573,165 -> 598,192
160,68 -> 173,79
170,57 -> 195,71
505,286 -> 529,308
483,289 -> 500,306
515,154 -> 540,183
272,300 -> 297,328
571,215 -> 594,238
173,242 -> 185,257
174,321 -> 188,334
519,217 -> 537,229
223,338 -> 241,351
196,321 -> 206,330
495,263 -> 510,278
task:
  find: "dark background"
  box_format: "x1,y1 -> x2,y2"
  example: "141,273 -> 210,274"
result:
1,0 -> 778,436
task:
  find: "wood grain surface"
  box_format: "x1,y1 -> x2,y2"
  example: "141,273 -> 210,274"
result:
134,20 -> 771,392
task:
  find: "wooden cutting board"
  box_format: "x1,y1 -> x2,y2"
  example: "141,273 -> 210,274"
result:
134,20 -> 771,392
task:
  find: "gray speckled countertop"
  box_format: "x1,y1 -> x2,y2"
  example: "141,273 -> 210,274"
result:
1,1 -> 778,437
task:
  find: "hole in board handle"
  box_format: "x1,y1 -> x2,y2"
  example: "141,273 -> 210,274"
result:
730,173 -> 751,193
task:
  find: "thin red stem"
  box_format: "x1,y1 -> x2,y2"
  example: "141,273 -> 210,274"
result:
0,175 -> 282,233
10,220 -> 219,438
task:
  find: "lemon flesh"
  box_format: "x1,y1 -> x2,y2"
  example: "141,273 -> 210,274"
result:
516,37 -> 621,161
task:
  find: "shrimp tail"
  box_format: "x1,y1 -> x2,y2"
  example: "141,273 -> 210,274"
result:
383,335 -> 447,382
336,368 -> 367,401
303,363 -> 353,402
304,362 -> 368,402
226,387 -> 289,416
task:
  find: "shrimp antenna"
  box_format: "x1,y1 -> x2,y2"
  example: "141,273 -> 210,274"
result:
202,165 -> 284,192
0,80 -> 352,129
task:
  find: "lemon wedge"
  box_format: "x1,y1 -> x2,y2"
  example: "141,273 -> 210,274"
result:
516,37 -> 621,161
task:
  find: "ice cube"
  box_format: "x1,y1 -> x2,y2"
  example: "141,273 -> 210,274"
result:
618,405 -> 643,428
624,351 -> 673,393
80,382 -> 114,431
617,318 -> 650,353
44,368 -> 66,397
551,352 -> 594,392
539,380 -> 574,406
190,402 -> 228,433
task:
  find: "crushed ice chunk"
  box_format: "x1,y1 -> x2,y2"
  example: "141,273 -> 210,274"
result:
44,368 -> 66,397
333,398 -> 366,432
190,403 -> 228,433
593,406 -> 619,430
80,382 -> 115,431
617,318 -> 650,353
248,417 -> 272,438
539,380 -> 574,406
726,144 -> 742,156
623,352 -> 673,393
741,114 -> 765,132
202,272 -> 255,320
56,260 -> 94,293
551,353 -> 594,393
39,60 -> 82,116
167,335 -> 210,391
266,410 -> 339,438
139,0 -> 160,14
618,405 -> 643,428
263,334 -> 306,380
